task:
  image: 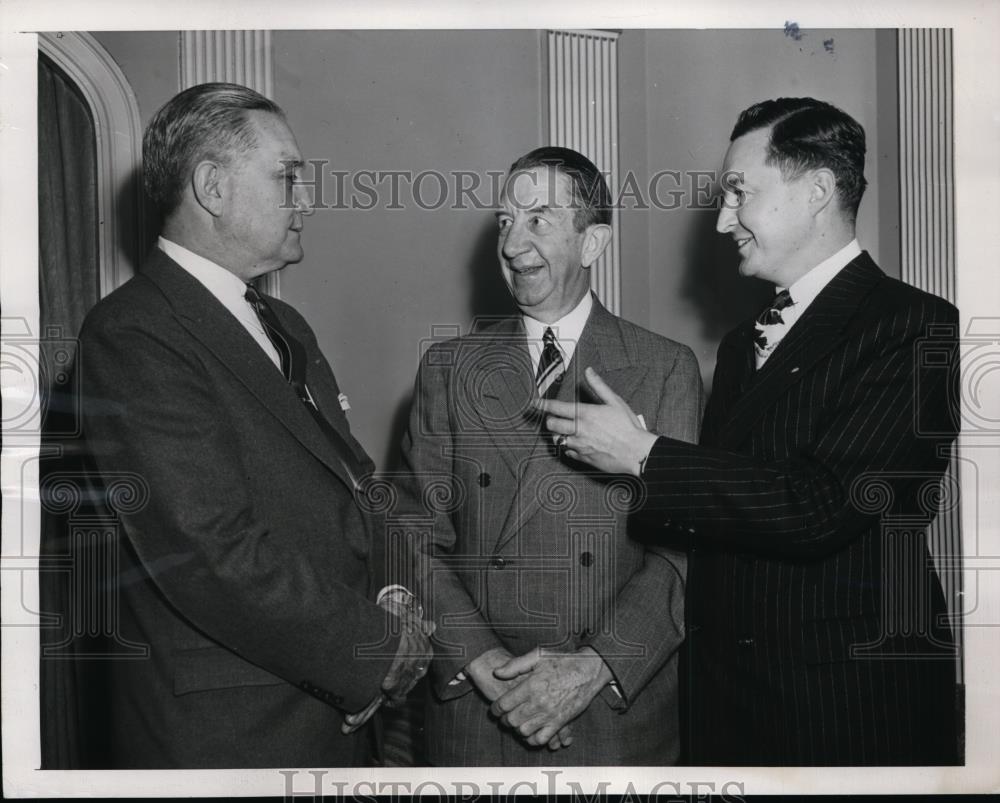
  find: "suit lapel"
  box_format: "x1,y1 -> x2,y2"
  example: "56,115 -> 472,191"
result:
141,252 -> 358,491
719,252 -> 885,447
494,298 -> 646,551
466,318 -> 541,479
701,322 -> 755,448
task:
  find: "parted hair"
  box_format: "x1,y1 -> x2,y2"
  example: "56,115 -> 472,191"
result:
143,82 -> 284,217
731,97 -> 868,218
508,146 -> 612,231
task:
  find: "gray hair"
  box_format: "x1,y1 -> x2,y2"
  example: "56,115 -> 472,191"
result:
142,82 -> 285,217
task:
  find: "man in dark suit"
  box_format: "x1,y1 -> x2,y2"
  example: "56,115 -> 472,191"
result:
539,99 -> 959,765
75,82 -> 431,768
399,147 -> 703,764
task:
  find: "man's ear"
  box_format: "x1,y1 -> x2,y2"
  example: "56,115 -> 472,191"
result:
580,223 -> 612,268
191,160 -> 224,217
807,167 -> 838,217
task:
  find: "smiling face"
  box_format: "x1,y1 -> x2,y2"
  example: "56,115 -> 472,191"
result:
716,127 -> 816,288
218,110 -> 309,281
496,167 -> 594,323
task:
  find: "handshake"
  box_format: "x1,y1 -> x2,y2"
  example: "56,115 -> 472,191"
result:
341,588 -> 436,734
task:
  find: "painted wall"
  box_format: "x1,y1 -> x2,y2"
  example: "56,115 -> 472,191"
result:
89,29 -> 895,466
617,29 -> 894,390
272,30 -> 544,468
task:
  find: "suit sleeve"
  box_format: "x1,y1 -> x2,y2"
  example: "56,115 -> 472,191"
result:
398,345 -> 505,698
586,344 -> 703,704
78,313 -> 398,712
638,296 -> 958,559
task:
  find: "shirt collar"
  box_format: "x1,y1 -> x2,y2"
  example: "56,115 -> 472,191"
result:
521,291 -> 593,346
782,238 -> 862,306
158,236 -> 251,306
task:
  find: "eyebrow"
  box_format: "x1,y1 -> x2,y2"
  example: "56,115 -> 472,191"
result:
277,159 -> 304,171
495,204 -> 553,219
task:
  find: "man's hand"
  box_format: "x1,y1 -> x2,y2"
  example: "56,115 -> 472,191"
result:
489,646 -> 612,747
535,367 -> 658,476
466,646 -> 522,702
467,647 -> 574,750
380,618 -> 434,704
341,594 -> 434,734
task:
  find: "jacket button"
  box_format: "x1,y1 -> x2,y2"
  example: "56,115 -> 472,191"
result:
492,556 -> 506,569
580,551 -> 594,567
478,472 -> 491,488
736,637 -> 754,648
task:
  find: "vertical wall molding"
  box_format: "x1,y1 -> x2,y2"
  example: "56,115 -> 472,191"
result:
898,29 -> 955,302
898,28 -> 962,680
547,30 -> 620,314
180,31 -> 280,297
180,31 -> 274,99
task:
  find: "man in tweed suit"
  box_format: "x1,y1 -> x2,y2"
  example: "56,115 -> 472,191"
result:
539,99 -> 959,765
399,147 -> 703,765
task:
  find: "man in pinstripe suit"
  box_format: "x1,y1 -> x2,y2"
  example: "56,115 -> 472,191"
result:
539,98 -> 959,765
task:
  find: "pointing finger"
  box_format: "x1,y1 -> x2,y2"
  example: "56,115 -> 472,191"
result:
583,367 -> 625,407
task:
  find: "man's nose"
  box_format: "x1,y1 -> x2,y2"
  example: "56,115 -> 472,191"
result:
716,198 -> 736,234
293,183 -> 315,216
501,221 -> 529,259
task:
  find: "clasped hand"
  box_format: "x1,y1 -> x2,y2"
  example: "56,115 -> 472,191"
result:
469,645 -> 612,750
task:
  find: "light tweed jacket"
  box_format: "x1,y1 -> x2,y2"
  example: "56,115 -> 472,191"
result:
399,295 -> 703,765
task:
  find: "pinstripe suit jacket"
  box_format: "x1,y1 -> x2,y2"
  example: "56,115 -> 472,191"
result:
399,296 -> 703,765
638,253 -> 959,765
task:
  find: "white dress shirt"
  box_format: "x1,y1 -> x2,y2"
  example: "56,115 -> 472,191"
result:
522,291 -> 593,376
755,238 -> 862,368
158,237 -> 282,371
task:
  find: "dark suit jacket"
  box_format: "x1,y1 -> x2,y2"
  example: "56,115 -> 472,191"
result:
76,249 -> 400,768
638,253 -> 959,765
399,296 -> 703,765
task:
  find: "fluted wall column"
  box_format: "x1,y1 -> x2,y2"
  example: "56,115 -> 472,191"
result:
898,28 -> 961,679
180,30 -> 273,98
547,29 -> 620,314
180,31 -> 280,297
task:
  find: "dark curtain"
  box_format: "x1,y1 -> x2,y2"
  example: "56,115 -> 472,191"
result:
37,52 -> 105,769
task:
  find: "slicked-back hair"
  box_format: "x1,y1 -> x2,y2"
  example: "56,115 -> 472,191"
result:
507,146 -> 612,231
731,97 -> 868,219
143,82 -> 285,217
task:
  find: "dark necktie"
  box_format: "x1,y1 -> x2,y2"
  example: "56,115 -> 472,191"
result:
753,289 -> 794,351
535,327 -> 564,399
244,284 -> 364,489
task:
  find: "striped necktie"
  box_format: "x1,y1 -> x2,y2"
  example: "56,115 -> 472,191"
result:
536,326 -> 564,399
244,284 -> 364,490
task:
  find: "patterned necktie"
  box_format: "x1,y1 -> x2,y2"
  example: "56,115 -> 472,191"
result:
244,284 -> 363,489
535,327 -> 564,399
753,289 -> 795,352
245,284 -> 294,380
